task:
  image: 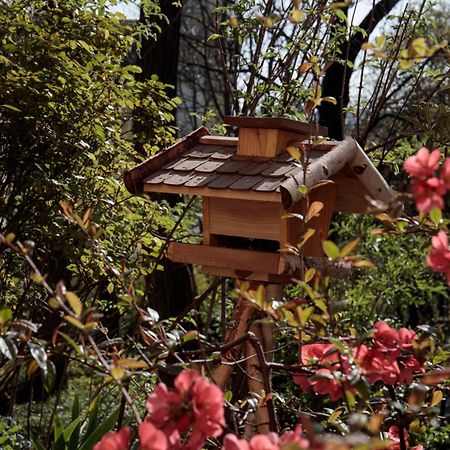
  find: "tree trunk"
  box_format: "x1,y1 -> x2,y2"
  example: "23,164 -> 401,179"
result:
318,0 -> 401,139
138,2 -> 196,318
139,1 -> 183,99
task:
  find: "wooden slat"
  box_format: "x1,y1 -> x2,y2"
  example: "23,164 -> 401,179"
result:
331,174 -> 371,213
224,116 -> 328,136
209,198 -> 280,241
124,127 -> 209,194
143,183 -> 282,202
279,183 -> 336,257
201,266 -> 294,284
202,197 -> 211,245
199,135 -> 238,146
167,242 -> 284,274
237,128 -> 311,158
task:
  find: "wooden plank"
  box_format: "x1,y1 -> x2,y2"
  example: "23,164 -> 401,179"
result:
209,198 -> 280,241
303,183 -> 336,256
224,116 -> 328,136
167,242 -> 284,274
143,183 -> 282,202
199,135 -> 238,146
237,128 -> 309,158
124,127 -> 209,194
279,183 -> 336,257
201,266 -> 293,284
202,197 -> 211,245
331,174 -> 371,213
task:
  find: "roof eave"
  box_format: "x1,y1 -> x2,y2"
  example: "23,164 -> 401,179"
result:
124,126 -> 210,194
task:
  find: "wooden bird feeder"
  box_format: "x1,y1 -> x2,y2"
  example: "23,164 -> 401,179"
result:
125,116 -> 399,283
125,116 -> 401,433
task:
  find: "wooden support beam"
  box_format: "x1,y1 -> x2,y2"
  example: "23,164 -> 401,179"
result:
167,243 -> 285,275
143,183 -> 281,203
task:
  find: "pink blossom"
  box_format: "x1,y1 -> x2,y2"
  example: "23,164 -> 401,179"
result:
310,368 -> 343,401
360,348 -> 400,385
411,178 -> 446,213
146,369 -> 225,450
398,356 -> 424,384
441,157 -> 450,189
426,231 -> 450,284
139,421 -> 169,450
279,425 -> 310,449
373,321 -> 400,352
404,147 -> 441,177
300,343 -> 338,366
398,328 -> 418,350
222,433 -> 279,450
222,434 -> 251,450
146,382 -> 186,437
248,434 -> 280,450
180,370 -> 226,449
93,428 -> 130,450
386,426 -> 423,450
294,343 -> 350,400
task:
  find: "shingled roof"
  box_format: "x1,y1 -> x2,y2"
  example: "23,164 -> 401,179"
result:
125,126 -> 400,214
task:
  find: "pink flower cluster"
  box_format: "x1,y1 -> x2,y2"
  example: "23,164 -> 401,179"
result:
294,343 -> 349,400
94,369 -> 225,450
403,147 -> 449,213
426,231 -> 450,284
403,147 -> 450,284
222,425 -> 310,450
387,426 -> 424,450
294,322 -> 424,400
358,321 -> 424,385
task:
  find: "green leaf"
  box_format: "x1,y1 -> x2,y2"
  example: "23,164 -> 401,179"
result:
340,238 -> 360,257
0,336 -> 17,359
69,396 -> 81,450
297,306 -> 314,326
43,360 -> 56,393
79,408 -> 120,450
58,331 -> 83,358
80,397 -> 100,445
345,390 -> 356,409
329,337 -> 345,353
63,417 -> 81,443
29,342 -> 47,372
53,415 -> 64,443
34,440 -> 47,450
322,240 -> 340,260
429,207 -> 442,226
1,104 -> 21,112
0,308 -> 12,324
66,291 -> 83,316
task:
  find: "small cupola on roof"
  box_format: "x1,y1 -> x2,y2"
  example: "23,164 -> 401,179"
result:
124,116 -> 400,283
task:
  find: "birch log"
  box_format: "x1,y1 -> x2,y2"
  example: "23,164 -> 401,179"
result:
351,141 -> 403,217
280,137 -> 358,209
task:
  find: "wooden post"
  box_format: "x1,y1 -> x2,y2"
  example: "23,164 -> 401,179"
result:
211,294 -> 255,390
244,284 -> 283,435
